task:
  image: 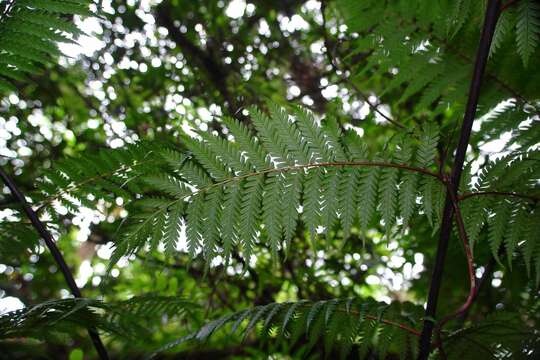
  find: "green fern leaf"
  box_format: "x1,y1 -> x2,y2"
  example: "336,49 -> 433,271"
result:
516,0 -> 540,67
249,106 -> 292,166
144,174 -> 191,198
268,103 -> 311,164
379,166 -> 398,239
416,123 -> 439,168
221,182 -> 242,263
294,107 -> 331,162
163,203 -> 183,255
282,171 -> 302,250
202,187 -> 222,260
262,172 -> 284,258
17,0 -> 92,15
182,135 -> 231,181
488,199 -> 512,265
186,193 -> 204,258
339,167 -> 360,238
303,168 -> 324,240
238,174 -> 264,260
322,115 -> 347,162
358,166 -> 379,231
505,204 -> 527,270
322,167 -> 341,233
221,116 -> 269,171
490,9 -> 514,57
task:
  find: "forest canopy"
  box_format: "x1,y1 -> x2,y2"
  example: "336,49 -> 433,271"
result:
0,0 -> 539,359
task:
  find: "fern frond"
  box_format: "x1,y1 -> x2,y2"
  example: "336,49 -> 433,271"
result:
221,182 -> 242,262
0,0 -> 92,92
281,171 -> 302,250
490,9 -> 514,57
163,202 -> 184,255
322,167 -> 341,233
339,167 -> 360,238
302,167 -> 324,240
443,311 -> 537,359
221,116 -> 270,171
156,298 -> 422,358
0,296 -> 199,341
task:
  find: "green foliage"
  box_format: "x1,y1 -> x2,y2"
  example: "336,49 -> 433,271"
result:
158,297 -> 423,359
106,105 -> 442,267
516,0 -> 540,67
37,142 -> 164,220
0,296 -> 199,342
0,0 -> 92,92
443,312 -> 539,359
1,0 -> 540,358
459,151 -> 540,282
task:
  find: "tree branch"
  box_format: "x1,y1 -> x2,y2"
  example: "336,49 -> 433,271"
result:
0,167 -> 110,360
417,1 -> 501,358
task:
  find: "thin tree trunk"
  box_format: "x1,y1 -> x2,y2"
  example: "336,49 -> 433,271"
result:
416,0 -> 501,358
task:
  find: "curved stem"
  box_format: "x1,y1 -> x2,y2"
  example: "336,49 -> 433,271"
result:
0,167 -> 110,360
296,303 -> 421,337
432,185 -> 477,356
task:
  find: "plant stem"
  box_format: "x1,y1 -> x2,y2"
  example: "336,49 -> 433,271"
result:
0,167 -> 110,360
458,190 -> 539,202
416,1 -> 501,358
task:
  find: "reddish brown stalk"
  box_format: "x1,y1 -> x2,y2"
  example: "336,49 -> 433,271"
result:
365,315 -> 422,337
501,0 -> 520,12
432,185 -> 478,356
298,304 -> 422,337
